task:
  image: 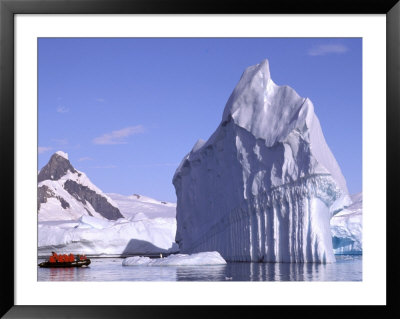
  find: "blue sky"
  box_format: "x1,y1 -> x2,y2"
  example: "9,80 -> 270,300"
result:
38,38 -> 362,202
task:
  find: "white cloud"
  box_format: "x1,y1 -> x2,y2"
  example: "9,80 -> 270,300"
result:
93,125 -> 145,145
52,138 -> 68,145
78,157 -> 92,162
96,98 -> 105,103
38,146 -> 52,154
57,105 -> 69,113
308,44 -> 348,56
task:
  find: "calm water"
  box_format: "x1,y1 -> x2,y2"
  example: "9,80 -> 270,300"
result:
38,255 -> 361,281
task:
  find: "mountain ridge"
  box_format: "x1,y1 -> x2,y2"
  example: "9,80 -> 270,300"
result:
38,151 -> 124,221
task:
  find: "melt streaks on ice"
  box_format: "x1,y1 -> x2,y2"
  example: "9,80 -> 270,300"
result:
173,59 -> 350,263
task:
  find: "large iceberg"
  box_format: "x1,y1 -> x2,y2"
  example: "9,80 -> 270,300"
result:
331,193 -> 362,255
173,59 -> 350,263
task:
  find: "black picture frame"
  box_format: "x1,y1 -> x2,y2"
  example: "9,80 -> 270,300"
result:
1,0 -> 399,317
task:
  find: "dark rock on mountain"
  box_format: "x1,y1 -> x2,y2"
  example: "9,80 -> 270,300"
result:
38,152 -> 77,183
64,180 -> 123,220
38,184 -> 70,211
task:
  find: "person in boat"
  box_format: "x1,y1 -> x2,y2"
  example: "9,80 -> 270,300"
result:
43,252 -> 81,265
57,254 -> 65,263
49,251 -> 57,263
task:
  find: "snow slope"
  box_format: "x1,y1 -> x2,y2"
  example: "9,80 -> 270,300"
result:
107,193 -> 176,220
173,59 -> 350,263
331,193 -> 362,255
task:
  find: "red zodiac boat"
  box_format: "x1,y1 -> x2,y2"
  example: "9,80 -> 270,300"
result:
38,252 -> 91,268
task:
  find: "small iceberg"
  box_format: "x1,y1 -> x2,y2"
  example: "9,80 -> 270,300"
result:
122,251 -> 227,266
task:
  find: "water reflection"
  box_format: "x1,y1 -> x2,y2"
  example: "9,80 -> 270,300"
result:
38,255 -> 362,282
48,267 -> 74,281
244,262 -> 321,281
226,256 -> 362,281
176,265 -> 227,281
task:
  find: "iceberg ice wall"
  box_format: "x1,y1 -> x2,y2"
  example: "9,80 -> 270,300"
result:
173,59 -> 350,263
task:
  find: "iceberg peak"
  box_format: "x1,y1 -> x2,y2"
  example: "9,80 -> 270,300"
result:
222,59 -> 308,147
247,58 -> 271,80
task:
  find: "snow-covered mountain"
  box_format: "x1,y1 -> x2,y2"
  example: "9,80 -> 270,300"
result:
331,192 -> 362,255
37,152 -> 178,256
38,151 -> 123,221
173,59 -> 351,263
38,192 -> 178,257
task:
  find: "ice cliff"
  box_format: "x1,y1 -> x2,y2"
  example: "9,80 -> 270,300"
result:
173,59 -> 351,263
331,193 -> 362,255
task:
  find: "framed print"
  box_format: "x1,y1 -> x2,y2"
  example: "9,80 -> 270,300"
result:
1,0 -> 399,317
